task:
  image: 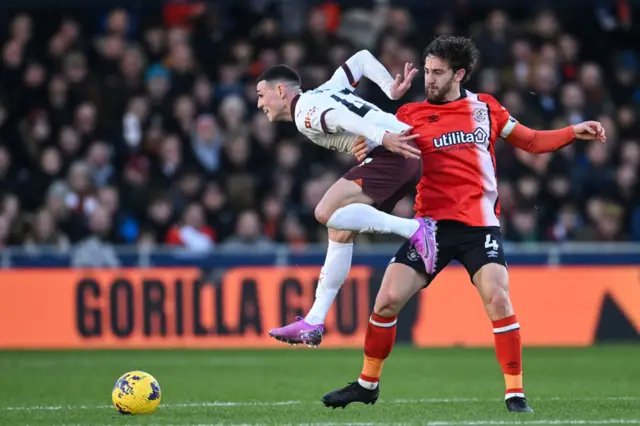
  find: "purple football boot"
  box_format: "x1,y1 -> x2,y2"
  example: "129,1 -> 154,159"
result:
408,217 -> 438,275
268,316 -> 325,347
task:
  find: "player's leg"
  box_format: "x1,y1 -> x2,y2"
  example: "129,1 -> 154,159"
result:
317,150 -> 437,275
268,167 -> 432,346
270,152 -> 436,347
315,178 -> 419,240
268,228 -> 355,346
359,262 -> 424,387
322,238 -> 454,409
459,228 -> 533,413
269,180 -> 432,346
473,263 -> 532,413
322,261 -> 425,408
305,228 -> 355,325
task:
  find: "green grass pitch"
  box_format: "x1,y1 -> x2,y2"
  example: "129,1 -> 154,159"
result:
0,345 -> 639,425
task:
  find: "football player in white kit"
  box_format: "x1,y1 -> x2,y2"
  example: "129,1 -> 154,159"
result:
255,50 -> 437,346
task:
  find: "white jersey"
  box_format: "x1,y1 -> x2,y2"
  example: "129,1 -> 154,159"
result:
290,50 -> 410,154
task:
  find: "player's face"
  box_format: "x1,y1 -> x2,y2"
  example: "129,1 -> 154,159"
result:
256,80 -> 286,122
424,55 -> 464,102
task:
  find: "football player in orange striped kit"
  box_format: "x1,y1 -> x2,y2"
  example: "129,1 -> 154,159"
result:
322,35 -> 606,413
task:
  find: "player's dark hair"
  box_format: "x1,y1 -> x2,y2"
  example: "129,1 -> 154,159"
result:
423,36 -> 480,83
257,64 -> 301,87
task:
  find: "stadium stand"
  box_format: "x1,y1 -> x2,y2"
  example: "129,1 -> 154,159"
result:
0,0 -> 638,255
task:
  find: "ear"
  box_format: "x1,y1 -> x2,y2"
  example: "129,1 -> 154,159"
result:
277,83 -> 287,99
455,69 -> 466,83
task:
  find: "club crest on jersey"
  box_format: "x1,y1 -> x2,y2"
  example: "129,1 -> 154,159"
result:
433,128 -> 488,148
473,108 -> 488,122
304,107 -> 318,129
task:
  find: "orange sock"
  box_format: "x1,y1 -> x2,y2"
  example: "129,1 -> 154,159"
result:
492,315 -> 524,399
358,313 -> 397,390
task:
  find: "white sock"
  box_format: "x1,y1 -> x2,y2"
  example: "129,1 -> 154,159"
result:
305,239 -> 353,325
358,378 -> 379,390
326,203 -> 419,239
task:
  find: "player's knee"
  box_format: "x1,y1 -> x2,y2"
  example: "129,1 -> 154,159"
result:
474,264 -> 509,302
373,288 -> 404,317
484,286 -> 513,317
486,287 -> 510,309
374,303 -> 400,318
314,203 -> 334,226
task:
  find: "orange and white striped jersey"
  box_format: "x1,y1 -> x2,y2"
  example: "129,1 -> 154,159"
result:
397,90 -> 517,227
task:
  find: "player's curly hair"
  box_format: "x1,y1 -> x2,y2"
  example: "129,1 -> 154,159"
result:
423,36 -> 480,83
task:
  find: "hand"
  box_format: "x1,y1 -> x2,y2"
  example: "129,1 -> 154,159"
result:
390,62 -> 418,100
352,136 -> 369,162
573,121 -> 606,142
381,128 -> 421,159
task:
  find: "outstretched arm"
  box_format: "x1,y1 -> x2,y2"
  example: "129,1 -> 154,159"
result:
504,121 -> 606,153
323,108 -> 387,145
323,109 -> 420,159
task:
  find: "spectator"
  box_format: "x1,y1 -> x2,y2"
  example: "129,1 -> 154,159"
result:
86,140 -> 114,187
165,201 -> 215,251
24,209 -> 70,250
0,5 -> 636,249
71,205 -> 120,267
221,209 -> 274,251
190,114 -> 223,174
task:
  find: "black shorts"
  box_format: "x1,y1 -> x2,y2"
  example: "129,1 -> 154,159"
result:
391,220 -> 507,286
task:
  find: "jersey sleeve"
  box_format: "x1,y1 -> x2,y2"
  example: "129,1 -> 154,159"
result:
294,95 -> 385,144
324,50 -> 395,98
295,93 -> 388,145
479,94 -> 518,139
323,108 -> 386,145
504,123 -> 575,153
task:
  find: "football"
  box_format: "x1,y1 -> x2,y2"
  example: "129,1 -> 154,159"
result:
111,371 -> 162,415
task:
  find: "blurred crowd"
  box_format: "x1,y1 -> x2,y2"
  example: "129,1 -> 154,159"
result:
0,0 -> 639,256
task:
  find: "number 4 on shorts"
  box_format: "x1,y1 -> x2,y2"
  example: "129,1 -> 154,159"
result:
485,234 -> 499,250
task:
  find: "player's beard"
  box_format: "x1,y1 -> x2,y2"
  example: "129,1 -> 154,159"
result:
426,75 -> 456,103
